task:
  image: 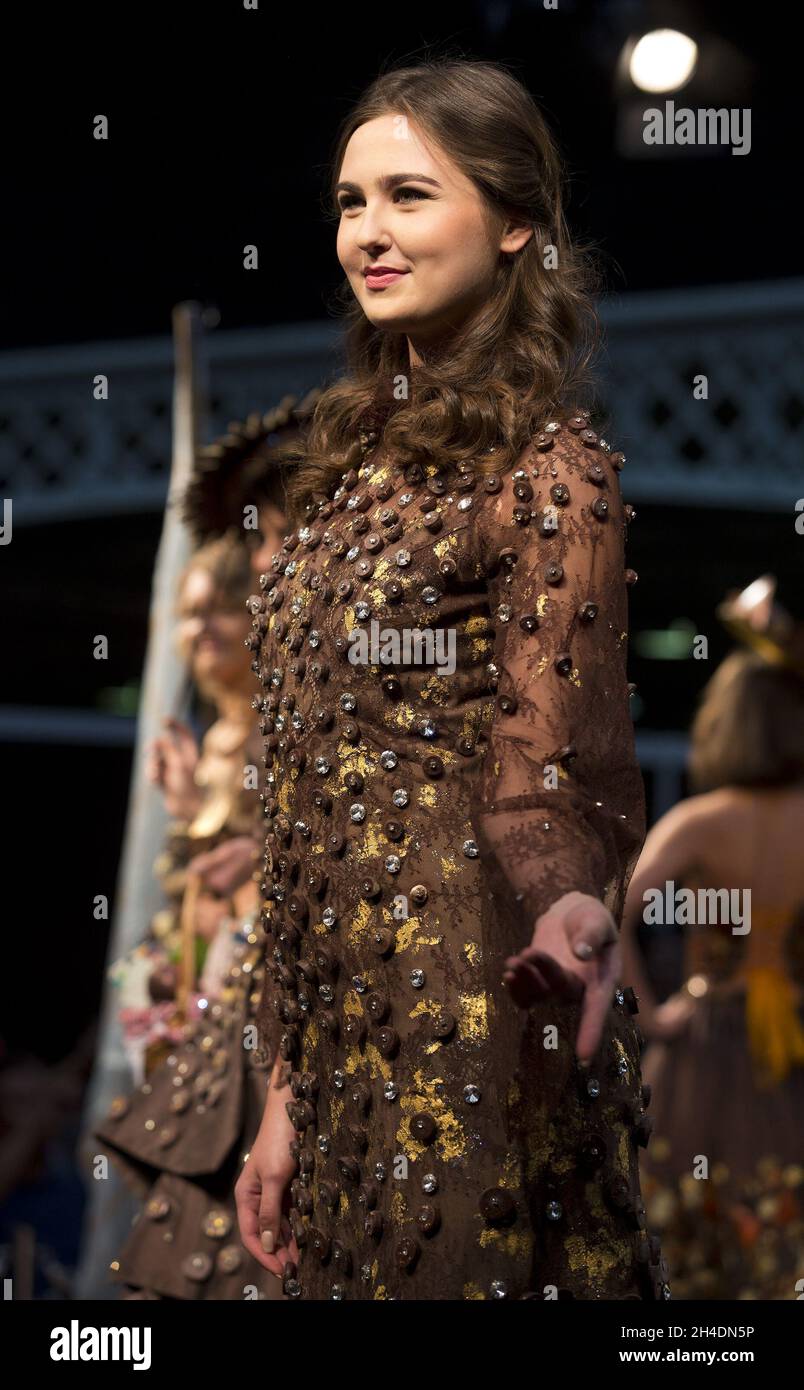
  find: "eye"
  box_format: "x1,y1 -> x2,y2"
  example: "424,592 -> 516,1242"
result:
337,186 -> 431,213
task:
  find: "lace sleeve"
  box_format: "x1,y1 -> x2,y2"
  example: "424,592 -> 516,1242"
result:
475,419 -> 646,939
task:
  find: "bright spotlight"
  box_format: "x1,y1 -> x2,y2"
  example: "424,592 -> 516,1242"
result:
629,28 -> 698,94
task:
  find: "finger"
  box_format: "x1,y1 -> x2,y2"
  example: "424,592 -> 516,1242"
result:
165,719 -> 198,756
236,1174 -> 277,1273
576,949 -> 622,1065
523,949 -> 585,1002
575,982 -> 611,1066
186,849 -> 214,877
503,957 -> 550,1008
566,906 -> 617,959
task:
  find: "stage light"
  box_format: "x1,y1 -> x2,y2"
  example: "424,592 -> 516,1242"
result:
628,28 -> 698,94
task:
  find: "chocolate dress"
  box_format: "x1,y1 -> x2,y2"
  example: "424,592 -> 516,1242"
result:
253,412 -> 667,1301
638,802 -> 804,1299
96,729 -> 282,1300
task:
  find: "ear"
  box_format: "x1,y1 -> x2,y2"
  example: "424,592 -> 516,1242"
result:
500,222 -> 534,255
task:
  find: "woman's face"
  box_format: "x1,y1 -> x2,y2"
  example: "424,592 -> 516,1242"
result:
176,567 -> 251,690
336,114 -> 532,359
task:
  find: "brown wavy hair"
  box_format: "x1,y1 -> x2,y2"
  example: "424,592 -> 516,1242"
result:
688,650 -> 804,792
285,55 -> 605,521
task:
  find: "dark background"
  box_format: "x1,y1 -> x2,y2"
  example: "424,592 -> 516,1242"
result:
2,0 -> 801,1054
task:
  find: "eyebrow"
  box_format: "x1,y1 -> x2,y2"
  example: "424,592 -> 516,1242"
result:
335,172 -> 442,195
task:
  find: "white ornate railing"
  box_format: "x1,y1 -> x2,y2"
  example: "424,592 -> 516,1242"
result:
1,279 -> 802,524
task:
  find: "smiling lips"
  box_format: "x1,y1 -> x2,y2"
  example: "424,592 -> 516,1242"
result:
363,265 -> 409,288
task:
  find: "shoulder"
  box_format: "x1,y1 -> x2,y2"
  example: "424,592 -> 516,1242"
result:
643,791 -> 725,856
474,409 -> 630,567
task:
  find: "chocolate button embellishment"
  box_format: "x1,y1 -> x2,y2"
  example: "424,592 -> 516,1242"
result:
376,1026 -> 400,1057
364,1211 -> 384,1240
578,601 -> 598,622
544,562 -> 564,585
358,1179 -> 379,1208
410,1112 -> 437,1144
182,1253 -> 213,1283
337,1156 -> 361,1183
423,755 -> 444,778
384,580 -> 404,602
591,497 -> 609,519
409,884 -> 429,907
384,819 -> 405,842
343,1015 -> 366,1046
396,1236 -> 421,1271
498,694 -> 517,715
609,451 -> 625,470
309,1228 -> 331,1263
555,653 -> 573,677
578,1134 -> 607,1172
365,991 -> 390,1024
319,1180 -> 339,1212
432,1011 -> 455,1040
371,927 -> 395,957
479,1188 -> 516,1225
217,1246 -> 243,1275
484,475 -> 502,493
625,568 -> 638,585
417,1204 -> 441,1235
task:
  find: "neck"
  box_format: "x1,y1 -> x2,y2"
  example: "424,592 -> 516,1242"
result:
210,683 -> 254,725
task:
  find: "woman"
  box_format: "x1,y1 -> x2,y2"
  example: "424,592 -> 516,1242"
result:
621,595 -> 804,1300
236,58 -> 664,1301
97,534 -> 281,1299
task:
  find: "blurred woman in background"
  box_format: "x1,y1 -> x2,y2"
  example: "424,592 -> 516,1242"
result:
96,532 -> 281,1299
621,581 -> 804,1299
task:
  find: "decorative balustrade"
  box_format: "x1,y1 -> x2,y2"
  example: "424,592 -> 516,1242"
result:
1,279 -> 802,524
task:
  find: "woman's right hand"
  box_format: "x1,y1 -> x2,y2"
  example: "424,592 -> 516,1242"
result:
235,1076 -> 300,1280
145,718 -> 202,820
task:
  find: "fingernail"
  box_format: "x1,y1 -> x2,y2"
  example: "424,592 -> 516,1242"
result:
261,1229 -> 275,1253
578,1059 -> 590,1070
573,941 -> 593,960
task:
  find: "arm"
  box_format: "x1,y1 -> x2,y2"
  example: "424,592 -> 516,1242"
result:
620,800 -> 702,1036
475,420 -> 646,1060
234,1052 -> 299,1279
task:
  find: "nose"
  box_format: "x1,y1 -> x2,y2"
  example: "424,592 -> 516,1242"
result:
355,204 -> 393,257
